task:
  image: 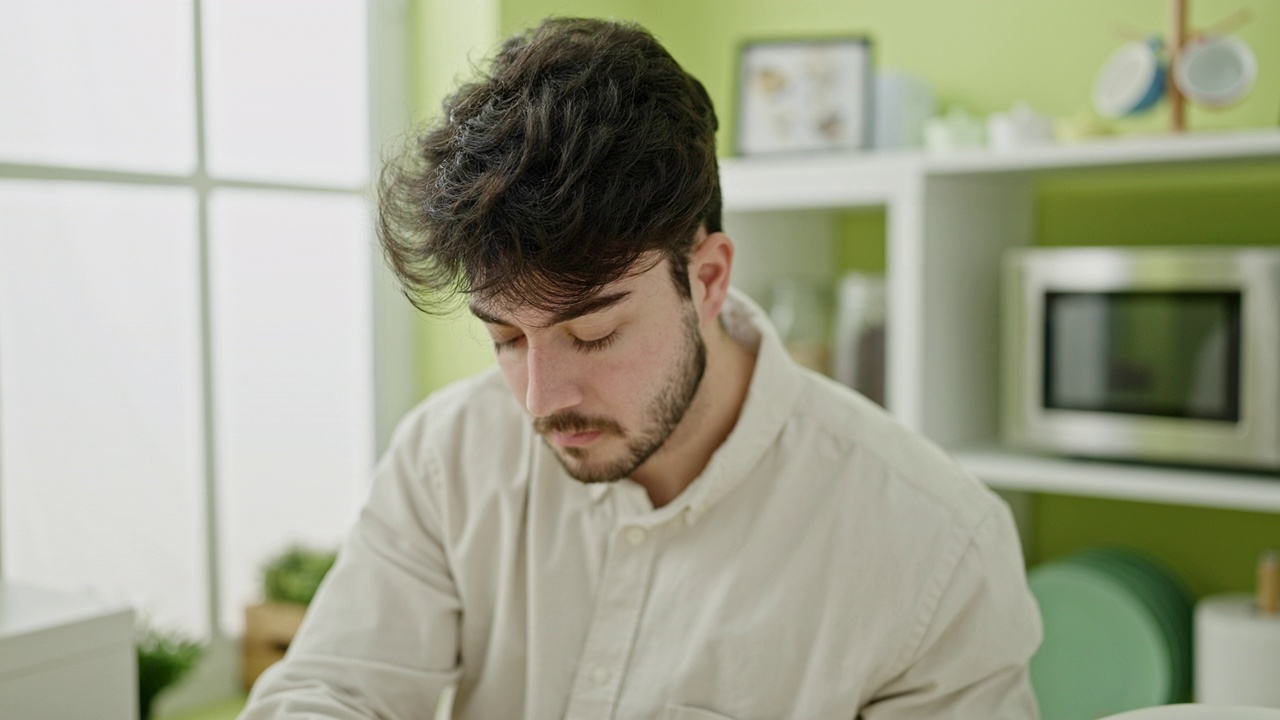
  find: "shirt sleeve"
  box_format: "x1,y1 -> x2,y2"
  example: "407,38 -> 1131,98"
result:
239,412 -> 462,720
859,502 -> 1043,720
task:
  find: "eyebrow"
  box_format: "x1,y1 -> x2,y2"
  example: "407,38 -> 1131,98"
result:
469,291 -> 632,328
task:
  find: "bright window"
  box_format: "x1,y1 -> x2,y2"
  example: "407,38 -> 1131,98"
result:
0,0 -> 400,643
202,0 -> 371,187
0,181 -> 207,633
0,1 -> 197,173
208,189 -> 374,634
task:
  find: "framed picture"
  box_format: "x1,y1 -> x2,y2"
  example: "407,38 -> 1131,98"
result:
735,37 -> 873,156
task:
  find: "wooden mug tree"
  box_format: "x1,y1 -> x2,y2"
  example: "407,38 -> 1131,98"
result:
1168,0 -> 1188,131
1162,0 -> 1252,131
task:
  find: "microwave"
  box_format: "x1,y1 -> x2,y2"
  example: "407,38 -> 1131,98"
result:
1001,246 -> 1280,471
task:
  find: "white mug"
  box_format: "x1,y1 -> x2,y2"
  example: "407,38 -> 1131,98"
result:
1174,34 -> 1257,109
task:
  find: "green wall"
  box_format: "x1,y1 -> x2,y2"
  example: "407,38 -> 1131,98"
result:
409,0 -> 1280,595
410,0 -> 502,393
1036,495 -> 1280,599
1036,163 -> 1280,247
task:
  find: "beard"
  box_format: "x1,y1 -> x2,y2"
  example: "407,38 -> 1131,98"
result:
533,307 -> 707,484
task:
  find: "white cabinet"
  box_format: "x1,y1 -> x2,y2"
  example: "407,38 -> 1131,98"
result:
721,129 -> 1280,513
0,583 -> 136,720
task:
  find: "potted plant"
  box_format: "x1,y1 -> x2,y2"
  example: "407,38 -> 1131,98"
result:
242,545 -> 336,690
137,624 -> 205,720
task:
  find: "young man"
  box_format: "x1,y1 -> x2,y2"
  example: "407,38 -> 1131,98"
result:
240,17 -> 1042,720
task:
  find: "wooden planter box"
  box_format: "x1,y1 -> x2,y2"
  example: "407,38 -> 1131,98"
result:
242,601 -> 307,691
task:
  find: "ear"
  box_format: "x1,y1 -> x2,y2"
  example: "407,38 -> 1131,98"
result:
688,229 -> 735,325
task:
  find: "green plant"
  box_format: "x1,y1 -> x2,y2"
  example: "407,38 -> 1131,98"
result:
136,625 -> 205,720
261,545 -> 337,606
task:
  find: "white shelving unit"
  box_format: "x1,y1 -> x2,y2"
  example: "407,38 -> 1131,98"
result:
721,128 -> 1280,513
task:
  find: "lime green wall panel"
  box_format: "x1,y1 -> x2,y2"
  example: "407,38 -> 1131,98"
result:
413,0 -> 500,118
417,311 -> 499,394
498,0 -> 650,36
1035,164 -> 1280,248
411,0 -> 502,394
1036,495 -> 1279,598
835,210 -> 887,275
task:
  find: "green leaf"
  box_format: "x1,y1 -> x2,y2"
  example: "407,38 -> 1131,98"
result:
261,544 -> 338,606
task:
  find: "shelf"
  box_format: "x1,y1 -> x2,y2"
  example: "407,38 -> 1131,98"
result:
720,129 -> 1280,212
955,448 -> 1280,514
921,128 -> 1280,176
719,151 -> 909,211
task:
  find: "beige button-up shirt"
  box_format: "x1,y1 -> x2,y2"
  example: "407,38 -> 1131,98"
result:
242,291 -> 1042,720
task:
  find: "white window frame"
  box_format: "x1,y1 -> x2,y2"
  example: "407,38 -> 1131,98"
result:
0,0 -> 416,702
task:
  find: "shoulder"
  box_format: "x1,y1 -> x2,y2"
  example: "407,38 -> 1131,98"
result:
371,367 -> 535,545
388,367 -> 528,473
787,369 -> 1004,535
780,372 -> 1033,681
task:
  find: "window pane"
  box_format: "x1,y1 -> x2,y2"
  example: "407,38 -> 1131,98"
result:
0,181 -> 207,635
0,1 -> 196,174
209,189 -> 374,633
203,0 -> 370,187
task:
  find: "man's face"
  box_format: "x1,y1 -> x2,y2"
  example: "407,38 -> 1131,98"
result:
472,257 -> 706,483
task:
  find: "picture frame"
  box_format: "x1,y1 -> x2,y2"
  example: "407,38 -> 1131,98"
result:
735,36 -> 873,156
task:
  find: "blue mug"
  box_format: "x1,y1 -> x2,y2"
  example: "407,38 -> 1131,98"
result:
1093,36 -> 1166,118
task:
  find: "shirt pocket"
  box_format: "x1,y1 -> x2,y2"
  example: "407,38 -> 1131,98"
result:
661,705 -> 738,720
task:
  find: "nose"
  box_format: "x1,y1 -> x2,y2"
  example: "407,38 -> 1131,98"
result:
523,343 -> 584,418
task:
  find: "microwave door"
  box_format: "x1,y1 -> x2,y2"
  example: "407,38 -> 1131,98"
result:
1044,291 -> 1242,424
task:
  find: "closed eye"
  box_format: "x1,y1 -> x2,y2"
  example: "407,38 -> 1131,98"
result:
492,335 -> 524,352
572,332 -> 617,353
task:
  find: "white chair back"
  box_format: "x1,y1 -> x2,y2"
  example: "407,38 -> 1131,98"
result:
1100,705 -> 1280,720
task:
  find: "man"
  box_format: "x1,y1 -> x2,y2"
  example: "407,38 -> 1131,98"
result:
240,17 -> 1042,720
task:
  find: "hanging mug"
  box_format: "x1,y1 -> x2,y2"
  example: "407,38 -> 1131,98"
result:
1093,36 -> 1166,118
1174,34 -> 1257,109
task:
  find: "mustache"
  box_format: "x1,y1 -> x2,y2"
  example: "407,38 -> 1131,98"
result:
533,411 -> 623,436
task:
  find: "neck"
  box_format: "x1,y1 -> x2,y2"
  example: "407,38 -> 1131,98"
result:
630,320 -> 757,508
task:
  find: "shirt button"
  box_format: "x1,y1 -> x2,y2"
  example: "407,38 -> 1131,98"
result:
625,527 -> 647,546
590,665 -> 611,685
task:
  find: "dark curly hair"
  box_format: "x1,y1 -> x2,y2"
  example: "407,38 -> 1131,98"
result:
377,17 -> 722,316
